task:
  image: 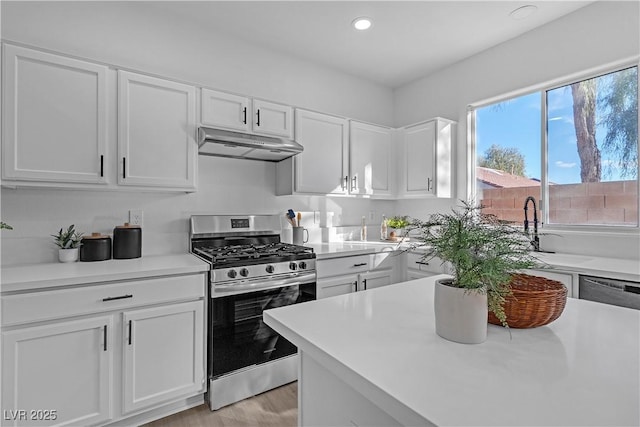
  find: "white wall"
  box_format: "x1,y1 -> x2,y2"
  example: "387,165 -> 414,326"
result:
393,1 -> 640,259
0,1 -> 395,265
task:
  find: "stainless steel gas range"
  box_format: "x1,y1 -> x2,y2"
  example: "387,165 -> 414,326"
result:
189,214 -> 316,410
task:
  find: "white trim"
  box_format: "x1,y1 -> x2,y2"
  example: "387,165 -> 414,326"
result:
469,56 -> 639,109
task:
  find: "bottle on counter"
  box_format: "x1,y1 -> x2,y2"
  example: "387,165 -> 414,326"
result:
360,216 -> 367,241
381,215 -> 388,241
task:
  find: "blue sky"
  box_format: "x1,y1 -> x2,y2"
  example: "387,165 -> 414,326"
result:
475,81 -> 632,185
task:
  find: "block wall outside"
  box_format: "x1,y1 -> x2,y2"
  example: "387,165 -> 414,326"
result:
480,180 -> 638,226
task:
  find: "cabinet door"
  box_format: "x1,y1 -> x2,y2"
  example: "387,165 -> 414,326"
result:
201,88 -> 250,132
317,274 -> 359,299
252,99 -> 293,138
401,119 -> 454,198
526,269 -> 576,298
349,121 -> 393,196
294,109 -> 349,194
122,301 -> 205,414
2,44 -> 108,184
2,316 -> 113,427
404,120 -> 435,195
118,71 -> 197,190
359,268 -> 393,291
406,269 -> 435,281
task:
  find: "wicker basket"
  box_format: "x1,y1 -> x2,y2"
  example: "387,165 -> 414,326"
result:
488,273 -> 568,328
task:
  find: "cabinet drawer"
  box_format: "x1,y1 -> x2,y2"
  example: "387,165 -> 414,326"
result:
406,252 -> 449,274
2,273 -> 205,326
317,255 -> 371,278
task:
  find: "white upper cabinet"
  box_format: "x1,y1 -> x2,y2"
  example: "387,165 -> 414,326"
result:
349,121 -> 393,197
118,71 -> 197,190
277,111 -> 395,198
277,109 -> 349,195
2,44 -> 108,184
200,89 -> 250,132
200,88 -> 293,138
399,118 -> 455,198
252,99 -> 293,138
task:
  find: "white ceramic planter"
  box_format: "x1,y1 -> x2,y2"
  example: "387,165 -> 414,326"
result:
434,279 -> 488,344
58,247 -> 79,263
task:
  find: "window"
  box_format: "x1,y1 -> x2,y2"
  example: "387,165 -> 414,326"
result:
473,65 -> 638,228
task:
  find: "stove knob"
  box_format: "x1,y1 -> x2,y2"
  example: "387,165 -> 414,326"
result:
298,261 -> 307,270
239,268 -> 249,277
289,262 -> 298,271
227,269 -> 237,279
265,265 -> 275,274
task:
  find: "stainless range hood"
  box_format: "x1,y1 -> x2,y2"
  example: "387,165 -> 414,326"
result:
198,127 -> 303,162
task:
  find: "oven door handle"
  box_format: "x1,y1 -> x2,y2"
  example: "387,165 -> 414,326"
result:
212,271 -> 317,295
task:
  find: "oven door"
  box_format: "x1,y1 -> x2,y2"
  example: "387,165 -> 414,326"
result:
209,281 -> 316,379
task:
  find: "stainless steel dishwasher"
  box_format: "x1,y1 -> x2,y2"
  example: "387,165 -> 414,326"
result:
579,275 -> 640,310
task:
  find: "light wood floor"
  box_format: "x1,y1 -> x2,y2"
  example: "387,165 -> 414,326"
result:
143,382 -> 297,427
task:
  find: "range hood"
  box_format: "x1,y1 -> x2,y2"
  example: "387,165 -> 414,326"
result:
198,127 -> 303,162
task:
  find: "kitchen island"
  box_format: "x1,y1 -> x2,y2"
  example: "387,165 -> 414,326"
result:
264,275 -> 640,426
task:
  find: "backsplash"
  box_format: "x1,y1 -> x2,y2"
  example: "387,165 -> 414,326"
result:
0,156 -> 397,266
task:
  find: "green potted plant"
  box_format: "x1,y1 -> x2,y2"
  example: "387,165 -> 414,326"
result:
1,222 -> 13,230
409,201 -> 543,344
386,216 -> 410,241
51,224 -> 83,263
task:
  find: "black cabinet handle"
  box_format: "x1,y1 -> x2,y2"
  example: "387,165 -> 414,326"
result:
353,280 -> 358,292
100,155 -> 104,177
103,325 -> 107,351
353,263 -> 367,267
128,320 -> 133,345
415,261 -> 430,265
242,107 -> 247,124
256,109 -> 261,126
363,279 -> 367,290
122,157 -> 126,179
102,294 -> 133,302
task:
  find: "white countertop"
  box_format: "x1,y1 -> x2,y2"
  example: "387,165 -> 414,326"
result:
264,275 -> 640,426
306,241 -> 403,259
308,241 -> 640,282
1,254 -> 209,293
533,251 -> 640,282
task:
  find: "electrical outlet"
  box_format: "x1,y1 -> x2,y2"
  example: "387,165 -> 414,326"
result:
129,209 -> 143,227
369,211 -> 376,221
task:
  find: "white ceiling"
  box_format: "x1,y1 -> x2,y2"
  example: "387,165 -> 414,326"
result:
149,1 -> 594,89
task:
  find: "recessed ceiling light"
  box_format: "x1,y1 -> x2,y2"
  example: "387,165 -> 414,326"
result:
509,5 -> 538,20
352,17 -> 373,31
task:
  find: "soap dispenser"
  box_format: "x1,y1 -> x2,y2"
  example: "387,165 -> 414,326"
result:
381,215 -> 388,240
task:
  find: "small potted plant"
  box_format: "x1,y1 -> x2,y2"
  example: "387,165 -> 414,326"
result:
386,216 -> 410,241
51,224 -> 83,263
409,201 -> 543,344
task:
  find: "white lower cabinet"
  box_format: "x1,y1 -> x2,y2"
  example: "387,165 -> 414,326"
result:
317,252 -> 397,299
404,250 -> 451,281
2,316 -> 114,427
1,273 -> 206,426
526,269 -> 577,298
122,301 -> 204,414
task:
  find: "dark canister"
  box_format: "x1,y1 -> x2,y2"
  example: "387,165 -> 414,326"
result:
80,233 -> 112,262
113,223 -> 142,259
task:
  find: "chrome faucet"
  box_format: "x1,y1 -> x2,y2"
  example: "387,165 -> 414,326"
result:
523,196 -> 540,251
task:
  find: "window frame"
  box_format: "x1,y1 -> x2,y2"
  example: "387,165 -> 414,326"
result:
468,57 -> 640,233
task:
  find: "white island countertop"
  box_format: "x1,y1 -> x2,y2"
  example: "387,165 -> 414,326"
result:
265,275 -> 640,426
1,254 -> 209,293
